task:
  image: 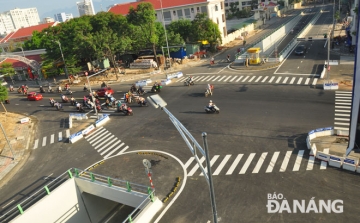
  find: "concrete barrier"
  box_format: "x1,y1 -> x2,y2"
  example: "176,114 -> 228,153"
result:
82,124 -> 95,136
356,165 -> 360,173
161,79 -> 171,85
135,80 -> 148,87
342,157 -> 358,172
329,155 -> 343,168
20,117 -> 30,124
310,143 -> 317,156
323,82 -> 339,90
166,72 -> 183,80
69,131 -> 83,144
316,151 -> 330,162
95,114 -> 110,127
320,67 -> 326,79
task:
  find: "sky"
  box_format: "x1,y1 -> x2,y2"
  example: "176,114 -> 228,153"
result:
0,0 -> 129,19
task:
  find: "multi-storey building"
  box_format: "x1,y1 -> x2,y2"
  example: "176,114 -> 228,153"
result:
0,8 -> 40,35
77,0 -> 96,16
43,17 -> 55,23
224,0 -> 278,15
54,13 -> 74,23
108,0 -> 227,41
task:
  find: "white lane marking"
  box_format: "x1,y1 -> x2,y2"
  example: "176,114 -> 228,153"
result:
335,106 -> 351,109
217,76 -> 227,82
94,134 -> 114,150
239,153 -> 256,174
184,157 -> 195,169
261,76 -> 269,82
213,155 -> 231,175
188,156 -> 205,176
268,76 -> 275,83
282,77 -> 289,84
280,151 -> 292,172
304,78 -> 310,85
42,136 -> 47,147
196,76 -> 206,81
200,155 -> 219,176
252,152 -> 268,173
312,78 -> 318,86
265,152 -> 280,173
117,145 -> 129,155
289,77 -> 296,84
255,76 -> 262,82
334,118 -> 350,121
192,76 -> 200,81
2,200 -> 15,209
212,76 -> 221,81
335,102 -> 352,105
334,122 -> 350,126
275,77 -> 282,83
223,76 -> 232,82
85,127 -> 104,140
50,134 -> 54,144
101,141 -> 122,155
335,113 -> 350,117
88,129 -> 108,144
335,91 -> 352,94
241,76 -> 250,82
33,139 -> 39,149
248,76 -> 256,82
235,76 -> 243,82
202,76 -> 211,81
297,77 -> 303,84
306,156 -> 315,170
207,76 -> 216,81
293,150 -> 304,171
335,99 -> 352,102
104,144 -> 124,159
98,138 -> 119,153
226,154 -> 243,175
90,131 -> 112,146
229,76 -> 238,82
66,129 -> 70,138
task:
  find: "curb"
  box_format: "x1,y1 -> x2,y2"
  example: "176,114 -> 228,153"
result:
229,63 -> 281,71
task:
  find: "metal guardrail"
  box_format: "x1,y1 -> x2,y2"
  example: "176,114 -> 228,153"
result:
0,168 -> 155,223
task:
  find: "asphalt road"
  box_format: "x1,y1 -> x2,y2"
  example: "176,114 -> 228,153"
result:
1,5 -> 359,222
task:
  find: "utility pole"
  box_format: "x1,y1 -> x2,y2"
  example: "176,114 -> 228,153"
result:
85,72 -> 99,119
159,0 -> 171,70
0,123 -> 15,160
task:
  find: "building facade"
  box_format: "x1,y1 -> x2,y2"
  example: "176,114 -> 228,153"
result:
108,0 -> 227,41
54,13 -> 74,22
0,8 -> 40,35
43,17 -> 55,23
77,0 -> 96,16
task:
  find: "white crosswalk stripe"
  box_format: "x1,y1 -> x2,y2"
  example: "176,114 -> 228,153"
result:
255,76 -> 262,82
297,77 -> 303,84
229,76 -> 238,82
235,76 -> 243,82
33,129 -> 73,149
334,91 -> 352,132
242,76 -> 250,82
262,76 -> 269,82
275,77 -> 282,83
184,150 -> 328,176
304,78 -> 310,85
217,76 -> 227,82
85,127 -> 129,158
248,76 -> 256,82
282,77 -> 289,84
289,77 -> 296,84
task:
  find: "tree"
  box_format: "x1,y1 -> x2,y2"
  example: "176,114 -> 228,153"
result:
0,62 -> 15,76
0,82 -> 8,112
155,22 -> 184,54
127,3 -> 159,64
167,19 -> 192,42
191,13 -> 222,51
229,2 -> 238,16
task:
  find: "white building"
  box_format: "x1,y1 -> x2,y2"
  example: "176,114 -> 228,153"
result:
43,17 -> 55,23
108,0 -> 227,41
54,13 -> 74,22
0,8 -> 40,35
77,0 -> 96,16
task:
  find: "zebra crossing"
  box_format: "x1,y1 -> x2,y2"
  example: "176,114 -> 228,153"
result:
175,75 -> 318,86
84,127 -> 129,159
33,129 -> 71,149
334,91 -> 352,132
184,150 -> 327,176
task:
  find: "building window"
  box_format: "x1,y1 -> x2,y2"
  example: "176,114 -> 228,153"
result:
222,14 -> 225,22
223,27 -> 227,37
184,8 -> 191,18
163,11 -> 171,21
201,6 -> 207,14
173,11 -> 176,16
221,2 -> 224,9
225,3 -> 228,7
191,8 -> 194,13
235,2 -> 239,5
217,18 -> 219,25
215,5 -> 218,11
197,7 -> 200,13
177,9 -> 183,19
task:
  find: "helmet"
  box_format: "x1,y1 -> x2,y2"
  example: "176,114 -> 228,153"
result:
210,100 -> 212,103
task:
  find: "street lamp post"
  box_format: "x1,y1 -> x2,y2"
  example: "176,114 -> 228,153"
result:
147,94 -> 219,223
53,40 -> 69,79
159,0 -> 171,70
0,122 -> 15,160
85,72 -> 99,119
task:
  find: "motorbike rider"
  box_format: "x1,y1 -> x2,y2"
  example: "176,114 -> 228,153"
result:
101,82 -> 107,88
137,86 -> 144,95
58,85 -> 62,92
40,86 -> 45,93
48,85 -> 53,92
208,100 -> 215,110
9,85 -> 14,92
49,98 -> 55,106
83,83 -> 88,92
54,101 -> 62,109
76,102 -> 82,111
65,83 -> 69,90
130,84 -> 137,93
61,94 -> 68,102
207,84 -> 214,94
70,96 -> 76,105
116,100 -> 122,110
210,57 -> 215,65
227,54 -> 231,62
138,97 -> 146,105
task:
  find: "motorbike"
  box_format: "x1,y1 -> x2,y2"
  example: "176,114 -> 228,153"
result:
40,87 -> 45,93
184,80 -> 195,86
17,87 -> 22,94
138,99 -> 147,107
61,96 -> 69,103
151,84 -> 162,93
118,106 -> 133,116
66,89 -> 73,95
77,105 -> 86,113
205,89 -> 213,97
48,88 -> 54,93
70,99 -> 77,106
204,105 -> 220,114
57,87 -> 62,93
54,102 -> 63,111
137,88 -> 145,95
49,100 -> 56,107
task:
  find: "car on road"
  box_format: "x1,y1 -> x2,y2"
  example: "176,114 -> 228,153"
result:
96,87 -> 114,97
294,45 -> 307,55
27,92 -> 43,101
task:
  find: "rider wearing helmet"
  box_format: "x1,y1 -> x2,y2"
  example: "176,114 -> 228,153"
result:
209,100 -> 214,108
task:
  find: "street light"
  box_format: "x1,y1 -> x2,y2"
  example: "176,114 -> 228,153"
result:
159,0 -> 171,70
147,94 -> 219,223
0,122 -> 15,160
85,71 -> 99,119
52,40 -> 69,79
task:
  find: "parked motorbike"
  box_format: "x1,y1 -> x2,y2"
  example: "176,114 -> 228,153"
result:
204,105 -> 220,114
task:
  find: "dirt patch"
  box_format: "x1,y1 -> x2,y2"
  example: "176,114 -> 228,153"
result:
334,137 -> 349,144
0,113 -> 31,154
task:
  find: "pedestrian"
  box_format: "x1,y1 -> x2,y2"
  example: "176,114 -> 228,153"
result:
243,40 -> 246,46
53,77 -> 57,84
